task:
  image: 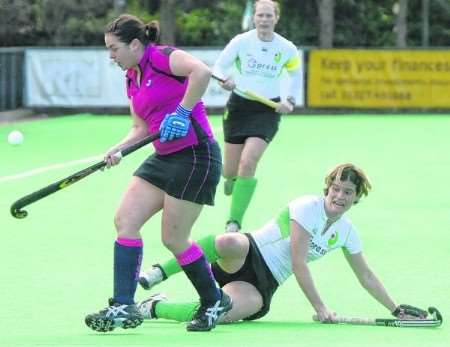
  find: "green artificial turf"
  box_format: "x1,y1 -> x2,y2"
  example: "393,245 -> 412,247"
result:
1,114 -> 448,347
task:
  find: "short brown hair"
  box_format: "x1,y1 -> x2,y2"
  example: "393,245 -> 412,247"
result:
324,163 -> 371,203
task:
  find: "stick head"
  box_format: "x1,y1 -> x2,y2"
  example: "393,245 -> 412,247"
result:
11,207 -> 28,219
428,307 -> 443,326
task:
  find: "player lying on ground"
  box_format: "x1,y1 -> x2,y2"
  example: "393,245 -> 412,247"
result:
136,163 -> 428,323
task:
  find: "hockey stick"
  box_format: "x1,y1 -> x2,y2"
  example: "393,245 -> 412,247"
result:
10,132 -> 160,219
312,307 -> 442,328
211,75 -> 278,109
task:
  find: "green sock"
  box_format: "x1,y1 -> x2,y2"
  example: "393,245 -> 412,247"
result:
161,234 -> 219,277
229,176 -> 257,227
155,301 -> 199,322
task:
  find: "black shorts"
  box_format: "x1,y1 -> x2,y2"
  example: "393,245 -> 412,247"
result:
134,140 -> 222,206
211,233 -> 279,321
223,92 -> 281,144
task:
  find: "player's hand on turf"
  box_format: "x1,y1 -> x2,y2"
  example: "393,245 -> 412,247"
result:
392,304 -> 428,319
104,148 -> 122,169
159,104 -> 191,143
219,77 -> 235,91
315,306 -> 338,323
275,100 -> 294,114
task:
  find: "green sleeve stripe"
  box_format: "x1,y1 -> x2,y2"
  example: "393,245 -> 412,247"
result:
234,57 -> 242,73
276,207 -> 291,238
284,55 -> 301,71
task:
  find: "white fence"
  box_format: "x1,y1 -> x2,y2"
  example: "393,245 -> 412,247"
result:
24,47 -> 304,108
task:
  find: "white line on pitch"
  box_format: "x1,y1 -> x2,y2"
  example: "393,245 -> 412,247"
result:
0,126 -> 223,183
0,155 -> 104,183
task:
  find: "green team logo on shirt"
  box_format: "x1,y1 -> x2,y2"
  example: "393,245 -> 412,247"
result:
274,52 -> 282,63
327,232 -> 339,247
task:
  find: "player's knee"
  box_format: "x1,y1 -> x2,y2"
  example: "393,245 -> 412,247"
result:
114,212 -> 142,237
160,234 -> 176,251
160,233 -> 186,253
216,234 -> 246,254
114,212 -> 127,233
239,157 -> 258,175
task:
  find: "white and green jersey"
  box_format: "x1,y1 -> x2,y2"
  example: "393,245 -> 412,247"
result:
251,195 -> 362,285
213,29 -> 301,100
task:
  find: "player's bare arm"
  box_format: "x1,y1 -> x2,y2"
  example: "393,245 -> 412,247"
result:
290,219 -> 337,322
104,104 -> 148,168
343,249 -> 427,320
169,49 -> 211,109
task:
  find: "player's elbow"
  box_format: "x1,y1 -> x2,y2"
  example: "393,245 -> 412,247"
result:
194,62 -> 212,80
292,258 -> 308,275
203,66 -> 213,82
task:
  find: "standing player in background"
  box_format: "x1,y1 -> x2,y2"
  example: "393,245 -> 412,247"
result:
138,163 -> 429,324
213,0 -> 302,233
85,14 -> 232,333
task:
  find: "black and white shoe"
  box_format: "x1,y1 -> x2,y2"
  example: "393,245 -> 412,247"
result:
136,293 -> 168,319
85,298 -> 143,332
186,290 -> 233,332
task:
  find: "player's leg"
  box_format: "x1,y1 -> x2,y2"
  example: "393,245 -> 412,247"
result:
139,234 -> 219,289
162,195 -> 232,331
215,232 -> 250,272
85,177 -> 164,332
227,137 -> 267,231
138,281 -> 262,324
139,232 -> 250,290
222,142 -> 244,196
219,281 -> 263,322
138,293 -> 198,321
206,233 -> 258,323
138,234 -> 261,323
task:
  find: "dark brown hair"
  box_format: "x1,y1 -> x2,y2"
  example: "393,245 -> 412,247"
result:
104,14 -> 159,45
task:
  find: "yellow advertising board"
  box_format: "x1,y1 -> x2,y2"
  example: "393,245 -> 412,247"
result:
308,50 -> 450,108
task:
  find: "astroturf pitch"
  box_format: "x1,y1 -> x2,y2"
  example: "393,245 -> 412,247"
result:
1,114 -> 449,347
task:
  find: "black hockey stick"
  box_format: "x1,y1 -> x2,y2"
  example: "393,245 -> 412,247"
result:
10,132 -> 160,219
313,307 -> 442,328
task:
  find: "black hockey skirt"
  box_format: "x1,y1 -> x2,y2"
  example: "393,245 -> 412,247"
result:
211,233 -> 279,320
223,92 -> 281,144
134,140 -> 222,206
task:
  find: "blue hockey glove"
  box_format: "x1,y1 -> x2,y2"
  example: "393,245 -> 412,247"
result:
159,104 -> 191,143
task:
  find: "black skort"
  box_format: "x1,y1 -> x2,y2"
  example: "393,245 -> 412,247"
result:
211,233 -> 279,320
223,92 -> 281,144
134,140 -> 222,206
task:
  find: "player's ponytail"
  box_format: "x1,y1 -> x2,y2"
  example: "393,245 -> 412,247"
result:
145,21 -> 160,43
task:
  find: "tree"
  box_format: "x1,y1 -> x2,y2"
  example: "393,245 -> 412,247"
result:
114,0 -> 127,15
316,0 -> 335,48
421,0 -> 429,47
159,0 -> 176,45
394,0 -> 408,47
0,0 -> 448,47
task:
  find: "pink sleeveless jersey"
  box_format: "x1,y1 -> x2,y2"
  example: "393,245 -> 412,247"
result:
126,45 -> 214,155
